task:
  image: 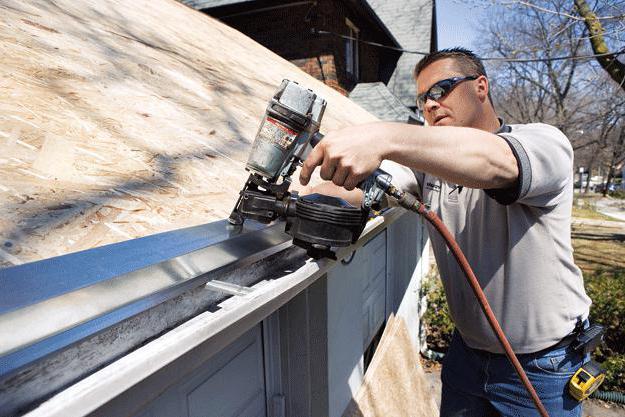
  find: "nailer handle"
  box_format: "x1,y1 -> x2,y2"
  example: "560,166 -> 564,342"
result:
310,131 -> 324,147
307,131 -> 389,192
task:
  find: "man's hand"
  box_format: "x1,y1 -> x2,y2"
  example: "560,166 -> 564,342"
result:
299,123 -> 389,190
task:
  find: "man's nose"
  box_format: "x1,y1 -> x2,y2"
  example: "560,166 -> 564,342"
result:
424,97 -> 439,113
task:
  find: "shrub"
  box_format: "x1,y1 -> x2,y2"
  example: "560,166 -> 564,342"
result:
599,353 -> 625,392
585,268 -> 625,392
421,268 -> 454,352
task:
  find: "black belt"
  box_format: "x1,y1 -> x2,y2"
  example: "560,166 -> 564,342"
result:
549,332 -> 579,351
539,319 -> 587,354
459,318 -> 587,356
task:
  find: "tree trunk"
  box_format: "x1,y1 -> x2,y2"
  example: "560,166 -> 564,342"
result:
574,0 -> 625,91
584,144 -> 599,193
605,128 -> 625,196
603,168 -> 613,197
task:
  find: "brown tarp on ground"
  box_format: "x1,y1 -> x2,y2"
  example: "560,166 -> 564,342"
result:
0,0 -> 378,267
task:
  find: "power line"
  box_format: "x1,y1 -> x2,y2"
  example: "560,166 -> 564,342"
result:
484,49 -> 625,63
314,29 -> 625,63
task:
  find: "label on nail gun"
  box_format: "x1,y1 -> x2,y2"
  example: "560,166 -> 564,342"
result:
258,117 -> 297,150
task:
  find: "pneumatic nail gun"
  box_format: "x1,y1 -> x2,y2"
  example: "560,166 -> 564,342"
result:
228,79 -> 392,259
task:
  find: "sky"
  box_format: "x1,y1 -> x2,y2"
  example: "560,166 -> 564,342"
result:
436,0 -> 488,50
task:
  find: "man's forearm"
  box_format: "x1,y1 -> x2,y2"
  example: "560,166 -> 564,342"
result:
383,123 -> 518,189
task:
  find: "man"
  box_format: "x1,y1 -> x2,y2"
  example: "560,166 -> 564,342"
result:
299,48 -> 591,416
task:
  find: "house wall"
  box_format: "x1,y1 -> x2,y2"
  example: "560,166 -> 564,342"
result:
209,0 -> 400,94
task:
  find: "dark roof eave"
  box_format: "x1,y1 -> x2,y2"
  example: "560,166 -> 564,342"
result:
186,0 -> 402,50
352,0 -> 402,50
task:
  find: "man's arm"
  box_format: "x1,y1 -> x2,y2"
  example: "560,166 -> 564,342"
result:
299,122 -> 518,191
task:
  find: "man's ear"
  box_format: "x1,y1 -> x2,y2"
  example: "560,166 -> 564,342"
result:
476,75 -> 489,102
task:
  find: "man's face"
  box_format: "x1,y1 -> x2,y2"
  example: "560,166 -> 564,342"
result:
416,58 -> 484,127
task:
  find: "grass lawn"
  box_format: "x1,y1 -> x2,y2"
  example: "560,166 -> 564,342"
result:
572,194 -> 623,223
572,225 -> 625,275
572,205 -> 618,222
571,193 -> 625,277
571,204 -> 625,392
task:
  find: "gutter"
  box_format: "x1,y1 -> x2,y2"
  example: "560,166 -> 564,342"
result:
0,220 -> 290,376
0,208 -> 405,416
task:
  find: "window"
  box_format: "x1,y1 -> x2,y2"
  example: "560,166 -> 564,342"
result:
345,18 -> 359,80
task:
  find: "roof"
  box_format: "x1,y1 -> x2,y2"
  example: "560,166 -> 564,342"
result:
349,83 -> 422,123
182,0 -> 402,51
366,0 -> 435,106
0,0 -> 377,267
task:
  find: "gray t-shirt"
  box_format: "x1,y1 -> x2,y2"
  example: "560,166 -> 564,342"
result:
381,122 -> 591,354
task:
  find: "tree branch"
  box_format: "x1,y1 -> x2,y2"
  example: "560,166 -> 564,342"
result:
507,0 -> 625,20
574,0 -> 625,91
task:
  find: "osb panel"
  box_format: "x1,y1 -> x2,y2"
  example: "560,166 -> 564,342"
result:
343,315 -> 438,417
0,0 -> 377,267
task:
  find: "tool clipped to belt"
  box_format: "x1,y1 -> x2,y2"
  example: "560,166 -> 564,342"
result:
568,323 -> 606,401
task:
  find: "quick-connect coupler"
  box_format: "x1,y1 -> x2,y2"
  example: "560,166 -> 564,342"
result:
376,178 -> 426,214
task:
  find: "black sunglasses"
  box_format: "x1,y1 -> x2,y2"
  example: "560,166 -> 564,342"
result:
417,75 -> 478,110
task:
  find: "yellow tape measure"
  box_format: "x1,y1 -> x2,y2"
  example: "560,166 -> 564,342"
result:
569,360 -> 605,401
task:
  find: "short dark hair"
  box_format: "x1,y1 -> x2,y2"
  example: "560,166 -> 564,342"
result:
414,47 -> 492,105
414,47 -> 488,79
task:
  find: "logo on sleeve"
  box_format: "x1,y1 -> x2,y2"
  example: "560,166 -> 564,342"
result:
425,182 -> 440,193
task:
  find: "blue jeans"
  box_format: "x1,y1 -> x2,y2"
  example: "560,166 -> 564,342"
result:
440,330 -> 586,417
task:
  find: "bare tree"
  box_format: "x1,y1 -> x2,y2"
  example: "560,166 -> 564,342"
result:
484,0 -> 588,136
573,0 -> 625,91
497,1 -> 625,90
578,96 -> 623,192
478,0 -> 625,184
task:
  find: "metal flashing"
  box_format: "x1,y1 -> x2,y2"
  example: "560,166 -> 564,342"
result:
0,220 -> 291,377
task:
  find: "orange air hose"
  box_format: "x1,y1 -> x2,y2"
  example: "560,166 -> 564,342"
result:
387,185 -> 550,417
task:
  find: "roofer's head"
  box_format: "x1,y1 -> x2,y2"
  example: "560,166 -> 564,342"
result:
414,47 -> 496,129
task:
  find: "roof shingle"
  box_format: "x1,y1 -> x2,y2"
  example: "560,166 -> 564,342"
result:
349,82 -> 422,123
366,0 -> 434,106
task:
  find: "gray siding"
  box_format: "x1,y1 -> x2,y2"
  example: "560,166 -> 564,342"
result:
326,214 -> 425,417
135,326 -> 266,417
326,233 -> 387,417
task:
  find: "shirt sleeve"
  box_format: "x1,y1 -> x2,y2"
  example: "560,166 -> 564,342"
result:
485,123 -> 573,208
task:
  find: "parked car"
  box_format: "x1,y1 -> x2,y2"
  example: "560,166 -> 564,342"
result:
594,183 -> 617,193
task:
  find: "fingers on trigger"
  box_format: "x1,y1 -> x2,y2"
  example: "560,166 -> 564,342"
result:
344,171 -> 365,190
319,156 -> 337,181
332,166 -> 349,186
